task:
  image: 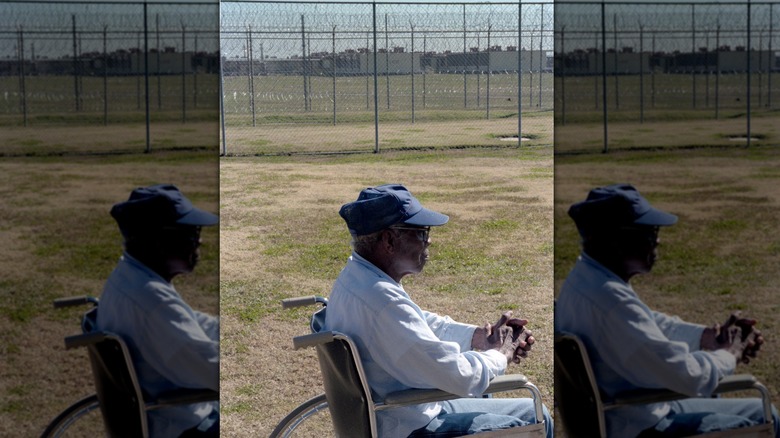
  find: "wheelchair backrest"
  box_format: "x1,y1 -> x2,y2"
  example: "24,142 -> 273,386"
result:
82,308 -> 149,438
311,306 -> 375,436
554,332 -> 606,438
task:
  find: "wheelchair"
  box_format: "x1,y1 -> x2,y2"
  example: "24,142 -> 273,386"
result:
41,296 -> 219,438
271,296 -> 547,438
554,331 -> 774,438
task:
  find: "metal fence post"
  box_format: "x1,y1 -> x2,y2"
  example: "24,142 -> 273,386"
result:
692,4 -> 696,109
385,13 -> 390,110
157,13 -> 161,110
373,1 -> 379,153
182,24 -> 186,123
301,15 -> 308,112
613,13 -> 619,110
529,30 -> 534,108
559,25 -> 564,126
332,25 -> 337,126
104,25 -> 109,126
518,1 -> 523,143
747,0 -> 752,147
220,52 -> 227,156
463,4 -> 467,109
539,4 -> 543,108
487,24 -> 491,120
144,1 -> 151,153
602,0 -> 609,153
716,23 -> 720,119
72,14 -> 80,112
410,23 -> 415,124
639,24 -> 644,124
18,26 -> 28,127
249,26 -> 256,126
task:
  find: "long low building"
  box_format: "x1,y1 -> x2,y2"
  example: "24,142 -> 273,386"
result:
558,49 -> 778,75
223,49 -> 553,76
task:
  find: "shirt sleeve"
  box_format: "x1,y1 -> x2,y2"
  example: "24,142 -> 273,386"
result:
653,310 -> 705,351
597,300 -> 735,398
369,302 -> 506,398
193,310 -> 220,342
422,310 -> 477,352
138,301 -> 220,391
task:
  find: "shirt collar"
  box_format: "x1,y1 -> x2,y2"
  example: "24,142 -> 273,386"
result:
120,251 -> 172,286
579,251 -> 630,286
350,251 -> 402,287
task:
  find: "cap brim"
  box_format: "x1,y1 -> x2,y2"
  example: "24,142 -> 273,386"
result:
176,208 -> 219,226
635,208 -> 678,226
402,208 -> 449,227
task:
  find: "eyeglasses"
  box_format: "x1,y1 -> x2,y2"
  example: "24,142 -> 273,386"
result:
390,226 -> 431,242
620,225 -> 659,246
161,225 -> 202,246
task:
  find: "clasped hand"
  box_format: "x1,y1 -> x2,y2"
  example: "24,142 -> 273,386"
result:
472,311 -> 534,364
700,312 -> 764,364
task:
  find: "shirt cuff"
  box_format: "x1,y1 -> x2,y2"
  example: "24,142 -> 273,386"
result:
480,349 -> 508,377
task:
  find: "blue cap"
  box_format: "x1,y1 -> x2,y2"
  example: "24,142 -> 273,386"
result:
568,183 -> 677,235
339,184 -> 449,236
111,184 -> 218,236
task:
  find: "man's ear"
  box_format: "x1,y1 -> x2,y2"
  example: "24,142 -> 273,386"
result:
378,229 -> 396,254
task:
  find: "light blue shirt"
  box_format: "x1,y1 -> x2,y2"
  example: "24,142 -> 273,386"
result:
96,253 -> 219,437
325,252 -> 507,438
556,253 -> 736,437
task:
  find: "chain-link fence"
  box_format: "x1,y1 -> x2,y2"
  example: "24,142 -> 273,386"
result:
555,1 -> 779,153
220,1 -> 554,155
1,0 -> 220,154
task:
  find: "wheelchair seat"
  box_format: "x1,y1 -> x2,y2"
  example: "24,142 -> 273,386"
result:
554,331 -> 774,438
295,305 -> 546,437
65,307 -> 218,438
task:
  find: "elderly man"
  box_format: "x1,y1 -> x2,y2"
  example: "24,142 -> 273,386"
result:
325,183 -> 553,437
556,183 -> 777,437
97,184 -> 219,437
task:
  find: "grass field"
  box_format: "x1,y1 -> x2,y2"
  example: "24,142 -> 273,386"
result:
556,73 -> 779,118
223,112 -> 553,155
219,146 -> 554,436
222,73 -> 555,119
554,145 -> 780,436
0,75 -> 219,125
0,151 -> 218,437
0,118 -> 220,156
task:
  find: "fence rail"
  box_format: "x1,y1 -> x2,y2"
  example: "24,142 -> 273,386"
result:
220,1 -> 555,155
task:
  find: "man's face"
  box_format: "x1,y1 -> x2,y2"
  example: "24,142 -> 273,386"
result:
619,225 -> 660,276
389,225 -> 431,278
164,225 -> 203,276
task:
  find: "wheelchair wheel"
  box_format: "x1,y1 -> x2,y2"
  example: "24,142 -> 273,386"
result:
40,394 -> 105,438
270,393 -> 333,438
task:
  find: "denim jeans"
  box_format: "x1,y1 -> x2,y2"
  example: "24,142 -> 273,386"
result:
638,398 -> 780,438
407,398 -> 553,438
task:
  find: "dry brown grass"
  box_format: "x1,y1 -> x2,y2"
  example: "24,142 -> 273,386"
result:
0,151 -> 218,437
555,116 -> 780,154
554,145 -> 780,437
220,147 -> 554,436
0,121 -> 219,155
223,115 -> 553,155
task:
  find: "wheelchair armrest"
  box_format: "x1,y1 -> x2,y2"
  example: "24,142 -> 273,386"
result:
149,388 -> 219,408
382,374 -> 531,407
64,332 -> 107,350
293,331 -> 335,350
609,374 -> 767,409
712,374 -> 760,394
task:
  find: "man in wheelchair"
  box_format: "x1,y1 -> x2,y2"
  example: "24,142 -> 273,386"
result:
97,184 -> 219,437
327,184 -> 553,437
556,183 -> 779,437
